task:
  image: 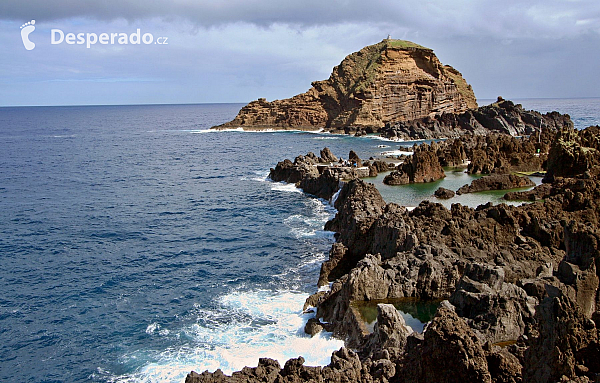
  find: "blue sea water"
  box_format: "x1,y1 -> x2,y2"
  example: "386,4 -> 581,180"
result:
0,98 -> 598,382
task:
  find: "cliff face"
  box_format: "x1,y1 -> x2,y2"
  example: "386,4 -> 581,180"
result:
213,40 -> 477,132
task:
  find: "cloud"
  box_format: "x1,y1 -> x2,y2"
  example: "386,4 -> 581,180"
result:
1,1 -> 599,106
1,0 -> 599,41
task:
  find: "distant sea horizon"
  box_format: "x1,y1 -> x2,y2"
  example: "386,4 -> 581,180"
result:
1,95 -> 599,109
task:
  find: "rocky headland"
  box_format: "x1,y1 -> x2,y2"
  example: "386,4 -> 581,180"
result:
212,39 -> 477,133
188,124 -> 600,383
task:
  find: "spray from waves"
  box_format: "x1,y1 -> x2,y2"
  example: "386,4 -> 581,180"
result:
240,170 -> 270,182
107,290 -> 344,383
271,182 -> 302,193
190,128 -> 327,134
380,149 -> 414,156
284,198 -> 336,239
108,176 -> 342,383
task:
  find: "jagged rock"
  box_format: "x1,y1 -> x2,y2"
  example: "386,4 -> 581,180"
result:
403,301 -> 493,383
304,317 -> 324,337
523,294 -> 599,383
381,98 -> 572,141
383,143 -> 445,185
186,349 -> 365,383
449,263 -> 538,344
324,179 -> 386,261
383,170 -> 410,185
545,127 -> 600,181
457,174 -> 535,195
298,168 -> 340,200
348,150 -> 363,167
320,147 -> 338,163
189,127 -> 600,383
435,187 -> 455,199
559,222 -> 600,318
371,160 -> 394,173
486,348 -> 523,383
213,39 -> 476,132
269,156 -> 318,184
363,303 -> 412,353
318,242 -> 348,287
504,183 -> 552,201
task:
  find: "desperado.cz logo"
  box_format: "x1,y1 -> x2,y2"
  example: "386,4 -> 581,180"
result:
20,20 -> 168,50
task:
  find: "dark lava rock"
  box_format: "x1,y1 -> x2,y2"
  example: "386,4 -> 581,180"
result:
380,98 -> 573,141
435,187 -> 455,199
383,142 -> 445,185
403,301 -> 493,383
504,183 -> 552,201
298,168 -> 340,200
319,147 -> 338,163
304,317 -> 324,337
457,174 -> 535,195
189,126 -> 600,383
545,126 -> 600,181
349,150 -> 363,167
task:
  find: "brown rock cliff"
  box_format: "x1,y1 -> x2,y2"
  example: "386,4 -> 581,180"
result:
213,39 -> 477,132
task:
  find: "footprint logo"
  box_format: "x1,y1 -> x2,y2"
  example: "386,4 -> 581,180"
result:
20,20 -> 36,51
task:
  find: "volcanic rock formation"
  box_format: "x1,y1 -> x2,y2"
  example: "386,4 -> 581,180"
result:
381,97 -> 573,141
213,39 -> 477,133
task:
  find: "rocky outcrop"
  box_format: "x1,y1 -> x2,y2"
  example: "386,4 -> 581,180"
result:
403,302 -> 493,383
269,153 -> 319,184
323,180 -> 386,274
306,162 -> 600,379
461,132 -> 551,175
434,187 -> 455,199
269,148 -> 368,200
456,174 -> 535,195
298,168 -> 340,200
381,97 -> 573,141
213,39 -> 477,133
383,142 -> 445,185
189,125 -> 600,383
186,348 -> 366,383
449,263 -> 537,344
523,294 -> 599,383
320,147 -> 338,163
544,126 -> 600,181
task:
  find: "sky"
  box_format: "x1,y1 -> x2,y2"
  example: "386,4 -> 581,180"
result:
0,0 -> 599,106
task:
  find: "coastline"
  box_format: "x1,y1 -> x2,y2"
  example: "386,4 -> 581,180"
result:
187,122 -> 600,382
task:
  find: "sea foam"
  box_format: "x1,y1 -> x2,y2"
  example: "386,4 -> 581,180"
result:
110,290 -> 344,383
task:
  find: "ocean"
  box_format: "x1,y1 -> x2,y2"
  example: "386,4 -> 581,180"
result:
0,98 -> 598,382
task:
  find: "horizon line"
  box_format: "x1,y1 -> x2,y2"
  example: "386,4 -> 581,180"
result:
1,96 -> 600,108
